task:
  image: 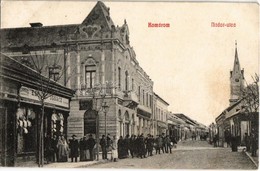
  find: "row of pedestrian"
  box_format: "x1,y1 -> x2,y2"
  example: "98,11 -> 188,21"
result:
116,133 -> 177,160
44,133 -> 178,163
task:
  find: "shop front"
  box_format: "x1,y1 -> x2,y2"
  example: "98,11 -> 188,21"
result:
168,122 -> 179,139
157,121 -> 167,135
0,54 -> 74,166
137,106 -> 152,135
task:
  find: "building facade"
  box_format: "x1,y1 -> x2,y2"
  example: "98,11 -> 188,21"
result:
1,1 -> 156,140
153,93 -> 169,136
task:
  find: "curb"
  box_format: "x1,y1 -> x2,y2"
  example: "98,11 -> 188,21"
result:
76,159 -> 110,168
243,150 -> 258,168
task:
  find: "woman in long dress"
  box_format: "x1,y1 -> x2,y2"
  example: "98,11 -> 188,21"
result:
57,135 -> 69,162
111,136 -> 118,162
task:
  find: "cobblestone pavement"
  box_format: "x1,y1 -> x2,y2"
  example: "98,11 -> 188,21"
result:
87,140 -> 257,169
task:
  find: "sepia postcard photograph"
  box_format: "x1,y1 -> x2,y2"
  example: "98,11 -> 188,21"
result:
0,0 -> 259,169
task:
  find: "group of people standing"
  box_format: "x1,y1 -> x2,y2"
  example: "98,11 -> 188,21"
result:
244,132 -> 258,157
117,133 -> 177,159
44,134 -> 96,163
44,132 -> 178,164
222,129 -> 258,157
44,134 -> 71,163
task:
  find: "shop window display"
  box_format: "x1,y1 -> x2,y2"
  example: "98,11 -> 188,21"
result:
51,113 -> 64,137
16,107 -> 36,154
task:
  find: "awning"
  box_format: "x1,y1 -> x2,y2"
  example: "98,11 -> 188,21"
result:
157,121 -> 167,128
137,105 -> 152,119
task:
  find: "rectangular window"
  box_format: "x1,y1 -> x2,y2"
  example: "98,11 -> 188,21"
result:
150,95 -> 153,107
143,90 -> 145,105
85,65 -> 96,88
49,66 -> 60,81
118,67 -> 121,89
138,86 -> 141,101
132,78 -> 134,91
146,93 -> 149,107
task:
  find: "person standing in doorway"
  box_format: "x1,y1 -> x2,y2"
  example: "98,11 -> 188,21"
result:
51,134 -> 58,162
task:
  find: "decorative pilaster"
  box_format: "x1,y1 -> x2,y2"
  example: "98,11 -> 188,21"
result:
111,43 -> 115,95
65,49 -> 71,88
76,44 -> 81,95
101,48 -> 105,85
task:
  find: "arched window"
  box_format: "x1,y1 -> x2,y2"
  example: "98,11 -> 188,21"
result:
125,111 -> 130,135
125,111 -> 129,122
132,114 -> 135,135
118,110 -> 122,120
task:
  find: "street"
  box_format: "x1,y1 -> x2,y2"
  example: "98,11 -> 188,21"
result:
86,140 -> 257,169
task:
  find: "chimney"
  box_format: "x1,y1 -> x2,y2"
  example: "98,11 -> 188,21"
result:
30,22 -> 43,27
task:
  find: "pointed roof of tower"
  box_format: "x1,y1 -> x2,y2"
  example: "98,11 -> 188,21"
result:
81,1 -> 115,31
232,41 -> 242,76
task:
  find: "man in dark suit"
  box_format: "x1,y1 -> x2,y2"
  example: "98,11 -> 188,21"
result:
87,134 -> 96,161
69,135 -> 79,162
51,134 -> 58,162
100,135 -> 107,159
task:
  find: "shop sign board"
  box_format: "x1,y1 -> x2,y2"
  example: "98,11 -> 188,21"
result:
19,86 -> 69,108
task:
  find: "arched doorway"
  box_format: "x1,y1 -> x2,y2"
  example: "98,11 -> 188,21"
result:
84,109 -> 97,135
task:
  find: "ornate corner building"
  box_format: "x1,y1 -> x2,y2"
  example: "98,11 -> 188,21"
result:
0,1 -> 170,161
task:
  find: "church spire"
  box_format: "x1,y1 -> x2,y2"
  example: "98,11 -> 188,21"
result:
229,40 -> 245,106
232,40 -> 241,77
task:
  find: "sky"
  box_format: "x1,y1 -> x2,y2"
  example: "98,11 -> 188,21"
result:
1,1 -> 259,126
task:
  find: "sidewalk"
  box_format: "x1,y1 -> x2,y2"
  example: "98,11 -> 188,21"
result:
244,150 -> 259,168
45,159 -> 108,168
15,152 -> 111,168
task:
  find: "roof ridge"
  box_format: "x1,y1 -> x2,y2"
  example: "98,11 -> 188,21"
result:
81,1 -> 114,30
1,24 -> 79,30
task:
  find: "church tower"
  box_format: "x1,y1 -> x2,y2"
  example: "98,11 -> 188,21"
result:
229,41 -> 245,106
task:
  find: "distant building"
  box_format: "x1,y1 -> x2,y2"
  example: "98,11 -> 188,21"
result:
153,93 -> 169,135
174,113 -> 198,140
167,112 -> 186,140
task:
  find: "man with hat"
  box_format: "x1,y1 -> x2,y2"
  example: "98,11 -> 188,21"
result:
100,135 -> 107,159
86,134 -> 96,161
69,134 -> 79,162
